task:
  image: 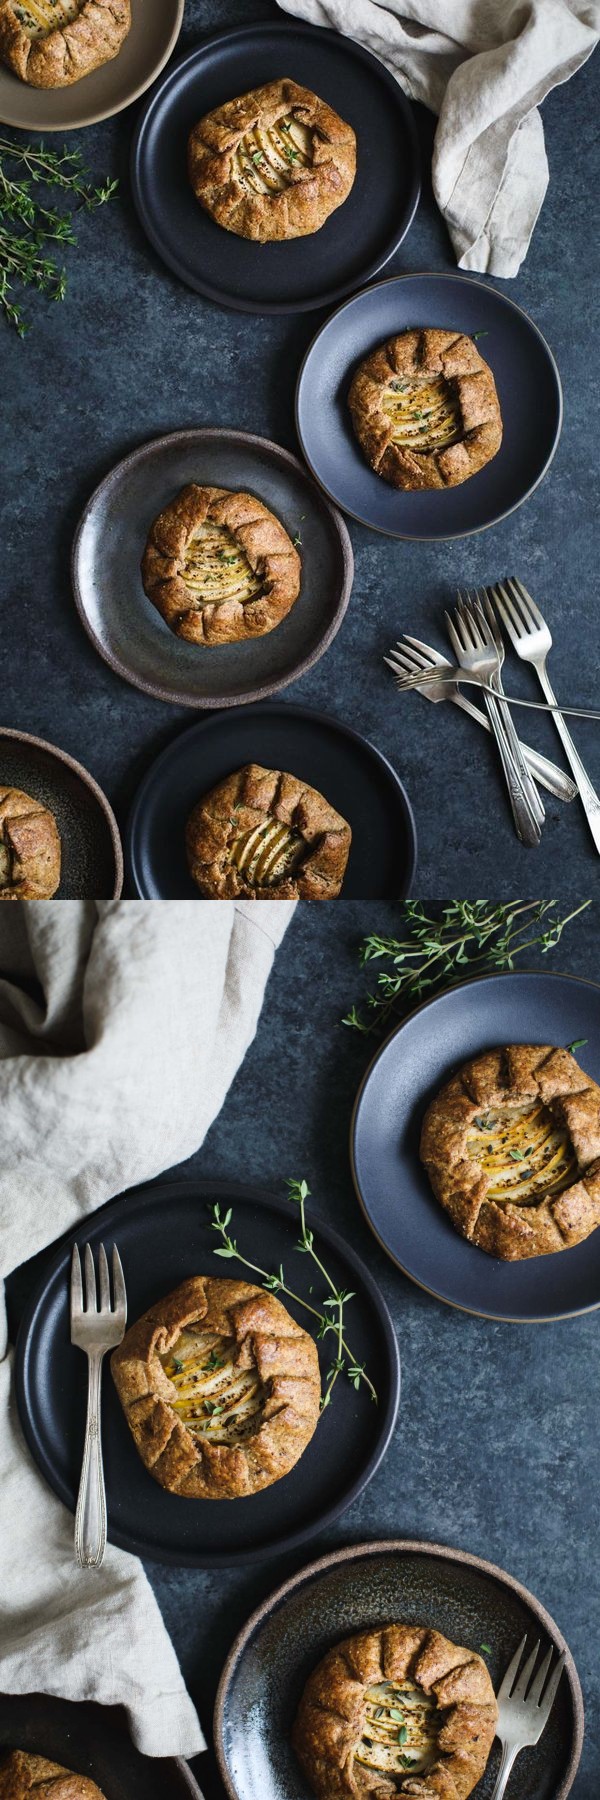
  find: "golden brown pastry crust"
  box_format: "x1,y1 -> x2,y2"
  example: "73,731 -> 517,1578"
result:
141,483 -> 301,646
0,0 -> 130,89
185,763 -> 352,900
348,329 -> 503,491
421,1044 -> 600,1260
292,1622 -> 497,1800
188,78 -> 356,242
0,786 -> 61,900
0,1750 -> 105,1799
111,1275 -> 321,1498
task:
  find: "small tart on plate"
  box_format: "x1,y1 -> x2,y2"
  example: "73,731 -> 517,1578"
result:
185,762 -> 352,899
0,1750 -> 106,1798
292,1621 -> 497,1798
0,786 -> 61,899
0,0 -> 130,88
348,328 -> 503,491
188,77 -> 356,242
141,484 -> 302,646
111,1275 -> 321,1499
421,1043 -> 600,1260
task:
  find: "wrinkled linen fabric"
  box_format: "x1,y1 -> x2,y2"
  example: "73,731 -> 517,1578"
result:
0,899 -> 294,1760
276,0 -> 599,276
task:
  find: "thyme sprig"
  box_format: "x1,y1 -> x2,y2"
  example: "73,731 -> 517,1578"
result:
209,1179 -> 377,1412
343,900 -> 591,1036
0,135 -> 117,336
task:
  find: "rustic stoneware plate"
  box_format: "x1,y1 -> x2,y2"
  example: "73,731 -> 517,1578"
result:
0,0 -> 184,131
214,1539 -> 583,1800
0,1693 -> 202,1799
15,1180 -> 401,1567
72,430 -> 353,708
351,970 -> 600,1322
0,727 -> 122,898
130,21 -> 420,314
296,272 -> 563,540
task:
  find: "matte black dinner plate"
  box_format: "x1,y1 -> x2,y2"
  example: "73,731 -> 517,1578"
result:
0,728 -> 123,899
0,1693 -> 201,1800
296,273 -> 563,538
214,1539 -> 583,1800
125,703 -> 417,898
15,1180 -> 400,1568
72,430 -> 353,709
351,970 -> 600,1322
130,23 -> 420,314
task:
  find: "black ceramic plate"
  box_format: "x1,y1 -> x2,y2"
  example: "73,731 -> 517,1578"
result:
296,273 -> 563,539
214,1539 -> 583,1800
130,23 -> 420,314
125,703 -> 417,898
351,970 -> 600,1322
0,728 -> 123,899
0,1693 -> 201,1800
15,1180 -> 400,1568
72,430 -> 353,709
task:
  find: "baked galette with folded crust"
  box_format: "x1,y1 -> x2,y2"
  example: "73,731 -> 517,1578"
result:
141,484 -> 301,646
348,329 -> 503,491
185,763 -> 352,899
292,1621 -> 497,1798
0,0 -> 130,88
188,77 -> 356,241
0,786 -> 61,899
0,1750 -> 106,1798
421,1044 -> 600,1260
111,1275 -> 321,1498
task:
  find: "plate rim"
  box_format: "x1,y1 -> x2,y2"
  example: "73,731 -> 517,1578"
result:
14,1177 -> 402,1569
129,19 -> 421,316
213,1534 -> 584,1800
295,269 -> 564,541
0,1693 -> 203,1798
0,725 -> 123,898
0,0 -> 185,132
350,966 -> 600,1323
123,698 -> 418,899
70,427 -> 354,709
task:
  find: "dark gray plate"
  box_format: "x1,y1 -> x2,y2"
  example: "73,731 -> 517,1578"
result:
296,273 -> 563,540
72,431 -> 353,708
0,729 -> 122,899
215,1539 -> 583,1800
0,1692 -> 201,1799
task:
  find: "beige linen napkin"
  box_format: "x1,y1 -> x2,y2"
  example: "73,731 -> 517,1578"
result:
0,899 -> 294,1759
277,0 -> 599,276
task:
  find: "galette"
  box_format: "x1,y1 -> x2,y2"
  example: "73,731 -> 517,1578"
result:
185,763 -> 352,899
141,484 -> 301,646
348,328 -> 503,491
0,786 -> 61,899
0,0 -> 130,88
0,1750 -> 106,1798
188,77 -> 356,241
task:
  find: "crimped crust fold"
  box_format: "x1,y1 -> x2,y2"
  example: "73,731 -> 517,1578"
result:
0,0 -> 130,89
141,483 -> 301,646
185,763 -> 352,899
188,78 -> 356,242
0,786 -> 61,900
348,329 -> 502,491
0,1750 -> 106,1799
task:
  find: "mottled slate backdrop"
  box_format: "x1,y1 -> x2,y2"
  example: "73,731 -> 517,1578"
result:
6,901 -> 600,1793
2,0 -> 599,892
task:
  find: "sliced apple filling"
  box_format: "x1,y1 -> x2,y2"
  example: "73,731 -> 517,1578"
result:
161,1326 -> 265,1446
182,520 -> 262,611
235,116 -> 313,196
468,1101 -> 576,1204
356,1679 -> 439,1779
13,0 -> 81,39
383,374 -> 462,453
230,817 -> 305,888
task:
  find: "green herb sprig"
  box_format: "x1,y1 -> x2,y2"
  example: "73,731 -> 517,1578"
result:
343,900 -> 591,1036
0,135 -> 117,337
209,1180 -> 377,1412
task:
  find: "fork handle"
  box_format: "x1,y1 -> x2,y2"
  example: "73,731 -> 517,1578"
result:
490,1742 -> 519,1800
75,1350 -> 107,1570
536,664 -> 600,853
451,694 -> 576,801
483,695 -> 542,846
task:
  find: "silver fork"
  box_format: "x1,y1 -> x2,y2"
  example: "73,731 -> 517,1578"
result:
384,638 -> 576,802
445,597 -> 543,847
70,1243 -> 127,1569
458,589 -> 545,833
492,1634 -> 566,1799
489,577 -> 600,855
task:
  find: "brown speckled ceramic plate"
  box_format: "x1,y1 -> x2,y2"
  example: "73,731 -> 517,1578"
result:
0,1692 -> 203,1798
0,0 -> 183,132
0,728 -> 122,898
215,1539 -> 583,1800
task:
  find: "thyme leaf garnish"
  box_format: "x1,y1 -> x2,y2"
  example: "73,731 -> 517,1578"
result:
0,133 -> 117,336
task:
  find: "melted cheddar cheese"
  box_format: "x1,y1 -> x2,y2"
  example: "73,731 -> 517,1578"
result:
182,520 -> 261,610
161,1326 -> 264,1446
230,818 -> 304,888
468,1101 -> 575,1204
356,1679 -> 438,1778
235,115 -> 313,196
13,0 -> 80,38
383,374 -> 461,453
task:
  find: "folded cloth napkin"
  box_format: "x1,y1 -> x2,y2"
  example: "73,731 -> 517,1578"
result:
276,0 -> 599,276
0,899 -> 294,1760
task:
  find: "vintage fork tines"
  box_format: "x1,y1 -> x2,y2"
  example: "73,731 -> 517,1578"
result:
70,1242 -> 127,1569
491,1632 -> 566,1800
